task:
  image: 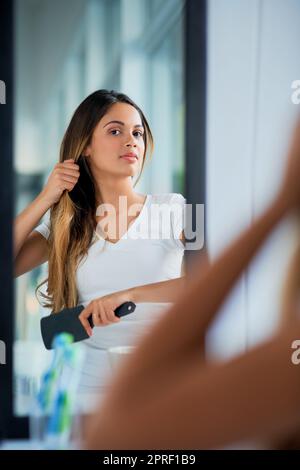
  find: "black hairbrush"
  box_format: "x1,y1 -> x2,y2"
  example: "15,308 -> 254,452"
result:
40,301 -> 136,350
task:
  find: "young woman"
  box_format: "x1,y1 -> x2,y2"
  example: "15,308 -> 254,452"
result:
85,118 -> 300,449
14,89 -> 186,397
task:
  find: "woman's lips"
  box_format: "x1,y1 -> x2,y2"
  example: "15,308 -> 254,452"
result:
120,156 -> 137,163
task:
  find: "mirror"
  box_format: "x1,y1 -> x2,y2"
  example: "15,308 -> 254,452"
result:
13,0 -> 186,417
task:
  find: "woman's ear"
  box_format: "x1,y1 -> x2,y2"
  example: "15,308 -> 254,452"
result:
83,145 -> 91,158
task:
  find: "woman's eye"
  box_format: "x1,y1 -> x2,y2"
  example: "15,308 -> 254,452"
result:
110,129 -> 143,138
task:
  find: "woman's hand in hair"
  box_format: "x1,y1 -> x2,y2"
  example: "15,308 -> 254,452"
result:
279,117 -> 300,211
78,291 -> 132,335
39,159 -> 80,206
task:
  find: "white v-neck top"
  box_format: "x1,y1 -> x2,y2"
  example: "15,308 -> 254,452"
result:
34,192 -> 185,394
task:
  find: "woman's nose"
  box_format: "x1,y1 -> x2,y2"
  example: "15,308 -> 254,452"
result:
125,139 -> 137,147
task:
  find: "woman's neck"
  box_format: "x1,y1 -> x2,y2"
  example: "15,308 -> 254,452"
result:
94,178 -> 145,213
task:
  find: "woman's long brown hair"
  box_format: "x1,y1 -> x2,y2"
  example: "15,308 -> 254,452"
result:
35,90 -> 154,313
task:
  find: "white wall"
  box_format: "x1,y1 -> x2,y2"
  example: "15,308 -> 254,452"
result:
206,0 -> 300,359
247,0 -> 300,346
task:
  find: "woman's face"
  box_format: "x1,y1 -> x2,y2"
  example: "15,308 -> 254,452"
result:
85,102 -> 145,179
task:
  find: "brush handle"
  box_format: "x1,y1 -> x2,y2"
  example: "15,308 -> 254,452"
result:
87,301 -> 136,327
